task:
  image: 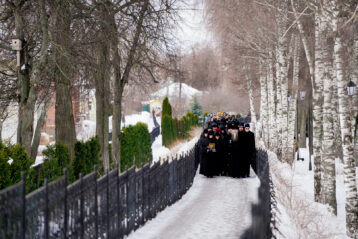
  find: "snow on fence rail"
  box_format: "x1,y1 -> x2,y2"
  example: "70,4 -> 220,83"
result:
0,144 -> 199,239
241,149 -> 276,239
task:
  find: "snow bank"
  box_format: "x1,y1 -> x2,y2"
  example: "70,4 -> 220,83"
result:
151,135 -> 171,162
111,111 -> 156,132
1,109 -> 18,144
76,111 -> 157,141
268,149 -> 347,238
77,120 -> 97,141
33,156 -> 44,167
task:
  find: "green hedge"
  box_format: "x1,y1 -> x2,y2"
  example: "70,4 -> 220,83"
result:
72,136 -> 102,180
162,97 -> 172,117
0,149 -> 11,189
161,97 -> 175,147
162,114 -> 174,146
161,98 -> 199,146
0,144 -> 34,190
120,122 -> 152,171
36,143 -> 71,188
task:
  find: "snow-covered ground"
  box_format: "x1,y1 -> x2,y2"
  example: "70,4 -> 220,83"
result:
268,144 -> 349,238
1,107 -> 18,144
77,111 -> 157,141
151,135 -> 171,162
126,168 -> 260,239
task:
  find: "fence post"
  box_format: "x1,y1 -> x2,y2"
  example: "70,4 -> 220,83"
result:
116,163 -> 121,238
21,172 -> 26,239
125,165 -> 128,234
80,173 -> 84,239
106,169 -> 110,237
94,165 -> 98,239
141,162 -> 144,226
44,178 -> 49,239
63,168 -> 68,239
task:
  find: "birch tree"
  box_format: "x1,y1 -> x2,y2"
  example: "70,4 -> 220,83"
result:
287,35 -> 300,164
332,1 -> 358,235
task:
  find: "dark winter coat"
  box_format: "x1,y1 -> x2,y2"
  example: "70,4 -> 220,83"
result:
227,132 -> 242,178
214,137 -> 224,176
199,137 -> 216,177
219,132 -> 230,175
240,131 -> 256,177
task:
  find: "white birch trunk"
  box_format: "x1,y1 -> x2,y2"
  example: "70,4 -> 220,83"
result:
333,14 -> 358,237
267,55 -> 277,150
275,1 -> 289,161
287,36 -> 300,164
313,9 -> 326,203
320,31 -> 337,213
275,46 -> 283,159
259,63 -> 269,145
246,75 -> 257,135
352,39 -> 358,166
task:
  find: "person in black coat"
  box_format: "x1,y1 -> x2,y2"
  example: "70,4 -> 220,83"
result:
199,131 -> 216,177
214,132 -> 224,176
237,123 -> 246,177
227,122 -> 242,178
219,126 -> 229,176
241,123 -> 256,177
197,129 -> 208,170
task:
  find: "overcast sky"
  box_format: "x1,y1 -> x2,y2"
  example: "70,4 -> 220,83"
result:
174,1 -> 213,52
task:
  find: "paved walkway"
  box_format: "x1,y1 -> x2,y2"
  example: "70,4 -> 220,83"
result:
126,169 -> 260,239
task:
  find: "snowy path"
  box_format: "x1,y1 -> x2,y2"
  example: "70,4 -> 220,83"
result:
127,169 -> 260,239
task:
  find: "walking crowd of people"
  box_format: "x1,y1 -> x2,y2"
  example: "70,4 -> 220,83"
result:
198,112 -> 256,178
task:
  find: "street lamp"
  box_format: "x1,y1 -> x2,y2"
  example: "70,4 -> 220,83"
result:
347,80 -> 356,96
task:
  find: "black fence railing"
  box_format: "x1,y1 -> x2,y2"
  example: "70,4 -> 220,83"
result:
241,149 -> 276,239
0,147 -> 197,239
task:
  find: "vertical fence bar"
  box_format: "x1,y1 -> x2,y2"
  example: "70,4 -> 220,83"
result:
106,170 -> 110,238
94,166 -> 98,239
116,164 -> 121,238
44,179 -> 49,239
80,173 -> 84,239
21,172 -> 26,239
140,162 -> 144,226
64,168 -> 68,239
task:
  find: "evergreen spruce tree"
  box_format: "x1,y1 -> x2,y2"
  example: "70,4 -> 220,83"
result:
161,97 -> 174,146
191,97 -> 202,117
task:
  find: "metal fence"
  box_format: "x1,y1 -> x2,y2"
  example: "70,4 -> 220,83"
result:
0,148 -> 196,239
241,149 -> 276,239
